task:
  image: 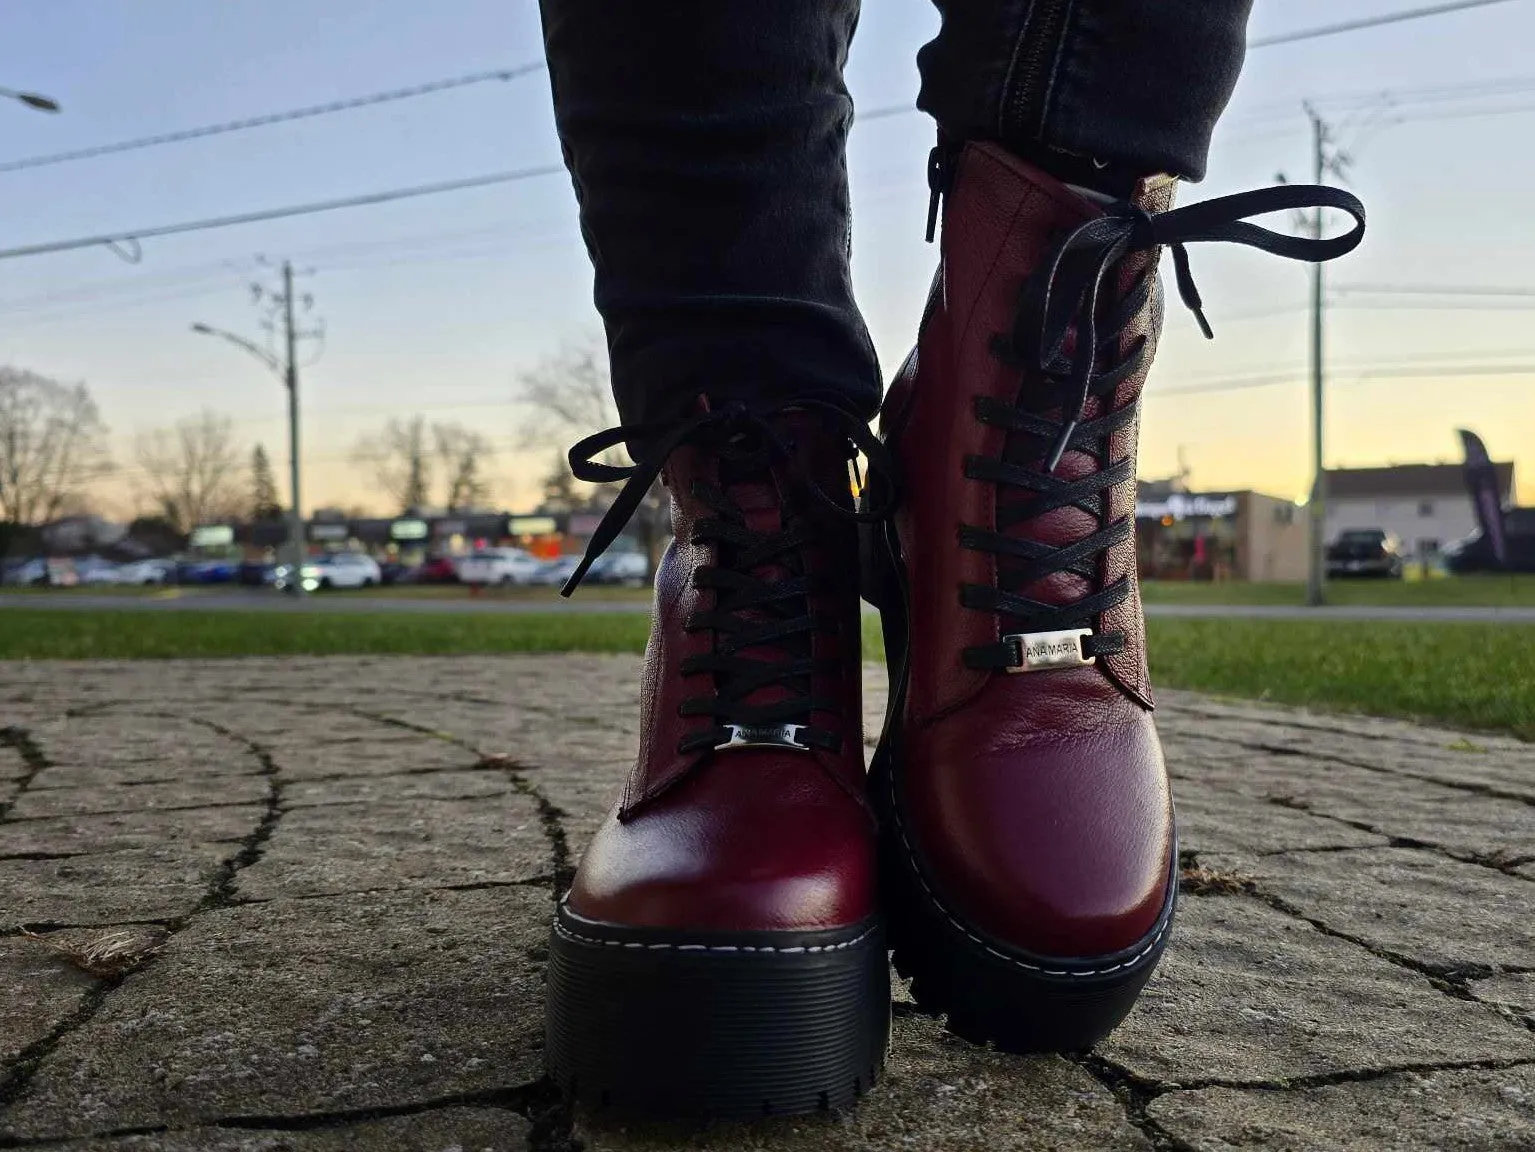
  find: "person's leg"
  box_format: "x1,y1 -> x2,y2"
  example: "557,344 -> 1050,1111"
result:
873,0 -> 1364,1052
540,0 -> 880,430
918,0 -> 1253,188
538,0 -> 889,1120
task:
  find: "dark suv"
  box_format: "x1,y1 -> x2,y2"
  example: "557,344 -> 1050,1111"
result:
1326,528 -> 1405,579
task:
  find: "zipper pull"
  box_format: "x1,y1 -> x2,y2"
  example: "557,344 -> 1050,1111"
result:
925,144 -> 952,243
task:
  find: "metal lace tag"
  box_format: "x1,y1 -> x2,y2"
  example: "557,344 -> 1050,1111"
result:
1002,629 -> 1095,673
715,724 -> 810,752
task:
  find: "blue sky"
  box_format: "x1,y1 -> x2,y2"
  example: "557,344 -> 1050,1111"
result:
3,0 -> 1533,514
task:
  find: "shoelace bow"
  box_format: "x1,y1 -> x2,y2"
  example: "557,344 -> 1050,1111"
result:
563,399 -> 898,755
962,183 -> 1366,672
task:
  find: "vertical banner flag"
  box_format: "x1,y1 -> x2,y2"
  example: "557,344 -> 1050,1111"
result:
1457,429 -> 1509,567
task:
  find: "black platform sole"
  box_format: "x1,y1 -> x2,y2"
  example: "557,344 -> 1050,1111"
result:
875,742 -> 1175,1052
545,905 -> 890,1119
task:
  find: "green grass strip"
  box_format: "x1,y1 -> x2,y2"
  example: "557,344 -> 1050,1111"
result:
1,609 -> 1530,739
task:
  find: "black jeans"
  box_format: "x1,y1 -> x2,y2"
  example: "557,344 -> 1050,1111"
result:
539,0 -> 1254,430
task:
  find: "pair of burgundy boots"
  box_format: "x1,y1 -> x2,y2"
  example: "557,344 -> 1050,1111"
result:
545,144 -> 1362,1119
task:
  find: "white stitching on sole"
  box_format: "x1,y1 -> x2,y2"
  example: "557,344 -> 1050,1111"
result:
886,757 -> 1170,979
553,920 -> 878,955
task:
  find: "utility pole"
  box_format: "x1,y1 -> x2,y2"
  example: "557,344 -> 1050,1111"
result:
1305,103 -> 1330,608
191,258 -> 322,594
282,261 -> 303,592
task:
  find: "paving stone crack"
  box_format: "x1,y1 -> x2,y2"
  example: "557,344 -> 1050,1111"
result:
0,1078 -> 573,1151
337,706 -> 576,904
1182,727 -> 1535,810
1092,1053 -> 1535,1096
1,799 -> 270,825
0,728 -> 51,823
1072,1053 -> 1191,1152
227,875 -> 559,907
1176,847 -> 1506,1005
1263,794 -> 1534,879
2,917 -> 176,940
0,710 -> 288,1122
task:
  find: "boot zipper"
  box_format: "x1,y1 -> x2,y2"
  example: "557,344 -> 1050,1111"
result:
1002,0 -> 1071,146
924,141 -> 956,243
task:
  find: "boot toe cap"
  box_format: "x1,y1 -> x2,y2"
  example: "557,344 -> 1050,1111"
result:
568,762 -> 877,935
901,706 -> 1173,960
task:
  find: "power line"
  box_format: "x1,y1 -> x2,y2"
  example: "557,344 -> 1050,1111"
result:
0,164 -> 567,261
0,63 -> 545,175
0,2 -> 1516,189
1334,283 -> 1535,298
7,54 -> 1535,264
1146,361 -> 1534,400
1248,0 -> 1520,48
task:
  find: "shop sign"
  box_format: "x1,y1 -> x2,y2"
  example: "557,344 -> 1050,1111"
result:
1136,494 -> 1238,522
189,525 -> 235,548
509,516 -> 557,536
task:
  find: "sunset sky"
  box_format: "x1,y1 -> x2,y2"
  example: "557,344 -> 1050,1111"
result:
4,0 -> 1533,517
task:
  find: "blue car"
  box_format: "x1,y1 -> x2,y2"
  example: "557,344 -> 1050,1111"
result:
175,558 -> 239,585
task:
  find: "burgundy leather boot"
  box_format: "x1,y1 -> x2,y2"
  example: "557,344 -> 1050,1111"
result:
866,143 -> 1363,1051
546,404 -> 892,1117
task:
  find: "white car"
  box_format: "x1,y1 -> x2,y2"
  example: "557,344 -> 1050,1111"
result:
113,558 -> 174,586
74,556 -> 122,585
530,555 -> 581,587
276,552 -> 382,592
588,551 -> 649,586
456,547 -> 543,586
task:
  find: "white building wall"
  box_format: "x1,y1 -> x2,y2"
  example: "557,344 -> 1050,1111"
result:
1325,494 -> 1478,559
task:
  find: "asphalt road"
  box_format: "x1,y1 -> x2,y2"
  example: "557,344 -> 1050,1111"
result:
4,591 -> 1535,622
0,591 -> 647,614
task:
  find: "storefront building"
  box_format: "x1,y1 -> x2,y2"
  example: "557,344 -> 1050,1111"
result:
1135,486 -> 1307,582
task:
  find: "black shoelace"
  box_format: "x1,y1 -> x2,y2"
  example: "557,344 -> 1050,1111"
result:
563,399 -> 897,755
961,184 -> 1367,672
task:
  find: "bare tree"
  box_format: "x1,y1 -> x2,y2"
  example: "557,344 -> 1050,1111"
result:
133,410 -> 245,533
515,340 -> 667,568
516,341 -> 618,448
0,367 -> 111,526
433,422 -> 496,512
249,444 -> 284,522
352,416 -> 431,514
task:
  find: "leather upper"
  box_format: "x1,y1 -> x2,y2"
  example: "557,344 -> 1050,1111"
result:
885,143 -> 1174,959
567,413 -> 875,934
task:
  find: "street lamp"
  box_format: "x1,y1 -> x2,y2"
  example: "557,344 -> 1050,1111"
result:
0,87 -> 60,113
190,322 -> 280,374
191,311 -> 305,593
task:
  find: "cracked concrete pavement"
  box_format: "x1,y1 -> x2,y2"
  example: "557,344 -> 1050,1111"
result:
1,656 -> 1531,1151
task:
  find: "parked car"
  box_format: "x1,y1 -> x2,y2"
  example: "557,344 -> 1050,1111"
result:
1325,529 -> 1405,579
586,551 -> 649,586
274,552 -> 383,592
1,558 -> 47,586
113,558 -> 175,586
407,555 -> 461,585
74,556 -> 121,585
378,560 -> 411,585
176,558 -> 239,585
531,555 -> 582,587
456,547 -> 543,586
